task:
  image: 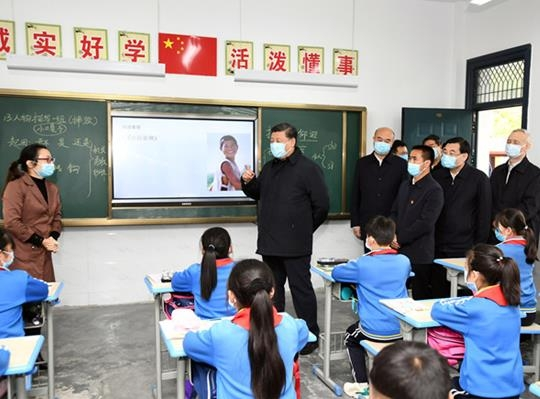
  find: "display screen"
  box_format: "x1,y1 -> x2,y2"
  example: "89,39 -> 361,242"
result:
111,114 -> 256,205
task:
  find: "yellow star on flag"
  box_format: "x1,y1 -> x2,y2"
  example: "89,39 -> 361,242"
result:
163,38 -> 173,49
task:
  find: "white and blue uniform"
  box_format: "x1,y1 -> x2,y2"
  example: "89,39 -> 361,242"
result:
171,258 -> 236,319
0,269 -> 48,338
331,249 -> 411,339
184,310 -> 309,399
497,238 -> 537,313
431,285 -> 524,398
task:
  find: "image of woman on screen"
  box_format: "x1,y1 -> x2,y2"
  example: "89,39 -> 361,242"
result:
211,135 -> 242,191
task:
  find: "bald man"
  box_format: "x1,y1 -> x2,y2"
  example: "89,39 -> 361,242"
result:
350,127 -> 408,248
491,128 -> 540,241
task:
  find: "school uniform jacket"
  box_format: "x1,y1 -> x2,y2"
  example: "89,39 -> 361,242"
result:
350,153 -> 408,240
0,269 -> 49,338
241,148 -> 329,257
331,250 -> 411,339
390,174 -> 444,264
171,259 -> 236,319
497,239 -> 537,312
431,286 -> 524,398
184,310 -> 309,399
432,164 -> 491,256
491,157 -> 540,242
3,174 -> 62,281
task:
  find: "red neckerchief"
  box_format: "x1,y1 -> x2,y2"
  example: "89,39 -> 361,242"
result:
216,258 -> 233,267
366,248 -> 398,256
232,306 -> 283,330
502,237 -> 527,246
0,268 -> 7,272
474,284 -> 508,306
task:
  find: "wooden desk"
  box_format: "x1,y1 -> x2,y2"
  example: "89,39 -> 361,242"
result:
144,274 -> 174,399
1,335 -> 44,399
434,258 -> 466,297
379,298 -> 440,341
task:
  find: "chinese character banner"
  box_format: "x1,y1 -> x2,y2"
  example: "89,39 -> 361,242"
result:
74,27 -> 108,60
333,48 -> 358,76
26,22 -> 62,57
0,20 -> 15,59
298,46 -> 324,74
226,40 -> 253,76
264,43 -> 290,72
119,31 -> 150,63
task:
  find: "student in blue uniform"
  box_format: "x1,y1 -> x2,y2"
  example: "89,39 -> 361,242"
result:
431,244 -> 523,399
184,259 -> 309,399
0,229 -> 49,338
331,216 -> 411,384
493,208 -> 537,326
369,341 -> 452,399
171,227 -> 236,319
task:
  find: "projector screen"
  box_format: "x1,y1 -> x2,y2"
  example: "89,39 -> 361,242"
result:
111,114 -> 256,205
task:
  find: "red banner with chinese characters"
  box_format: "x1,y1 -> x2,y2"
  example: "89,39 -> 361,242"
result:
159,33 -> 217,76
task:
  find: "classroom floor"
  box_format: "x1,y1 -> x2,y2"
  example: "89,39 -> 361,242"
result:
33,287 -> 538,399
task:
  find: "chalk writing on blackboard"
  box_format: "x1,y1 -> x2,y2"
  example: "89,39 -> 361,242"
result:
312,140 -> 337,170
2,113 -> 98,136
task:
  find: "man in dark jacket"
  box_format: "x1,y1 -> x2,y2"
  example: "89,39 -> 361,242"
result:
491,128 -> 540,242
350,127 -> 408,248
391,145 -> 444,299
241,122 -> 329,354
432,137 -> 491,297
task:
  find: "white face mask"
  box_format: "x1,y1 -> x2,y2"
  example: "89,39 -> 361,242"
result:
1,250 -> 14,269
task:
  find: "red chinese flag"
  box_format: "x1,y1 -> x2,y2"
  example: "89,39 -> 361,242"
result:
159,33 -> 217,76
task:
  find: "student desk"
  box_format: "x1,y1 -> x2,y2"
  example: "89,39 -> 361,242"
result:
28,281 -> 63,399
144,274 -> 174,399
1,335 -> 44,399
379,298 -> 440,341
310,260 -> 349,397
433,258 -> 466,297
159,316 -> 316,399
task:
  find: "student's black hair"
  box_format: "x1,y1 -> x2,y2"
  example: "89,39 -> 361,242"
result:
227,259 -> 285,399
390,139 -> 407,154
365,215 -> 395,246
3,143 -> 48,195
443,136 -> 471,156
369,341 -> 451,399
422,134 -> 441,146
200,227 -> 231,301
411,144 -> 434,166
219,135 -> 238,149
0,228 -> 15,251
270,122 -> 298,141
494,208 -> 538,264
467,243 -> 521,306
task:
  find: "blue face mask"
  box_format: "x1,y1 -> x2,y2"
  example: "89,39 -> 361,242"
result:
270,142 -> 287,159
407,162 -> 421,177
441,154 -> 457,169
432,147 -> 440,159
38,163 -> 55,178
464,269 -> 478,293
494,228 -> 506,242
373,141 -> 391,156
399,153 -> 409,161
505,143 -> 522,158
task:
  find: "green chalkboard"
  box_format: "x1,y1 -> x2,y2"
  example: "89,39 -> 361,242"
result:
261,108 -> 361,215
0,96 -> 108,219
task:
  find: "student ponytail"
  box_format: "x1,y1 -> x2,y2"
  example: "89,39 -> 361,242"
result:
200,227 -> 231,301
494,208 -> 538,264
467,244 -> 520,306
3,144 -> 47,195
228,259 -> 286,399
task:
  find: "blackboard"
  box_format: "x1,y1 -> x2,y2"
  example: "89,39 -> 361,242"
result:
0,93 -> 364,223
0,96 -> 108,219
261,108 -> 362,214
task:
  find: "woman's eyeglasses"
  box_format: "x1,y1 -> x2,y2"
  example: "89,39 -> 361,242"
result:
35,157 -> 55,163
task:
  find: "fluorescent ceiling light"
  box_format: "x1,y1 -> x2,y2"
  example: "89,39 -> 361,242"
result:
470,0 -> 493,5
234,69 -> 358,88
6,54 -> 165,77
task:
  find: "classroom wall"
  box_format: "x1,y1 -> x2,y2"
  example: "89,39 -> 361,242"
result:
452,0 -> 540,162
0,0 -> 466,306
